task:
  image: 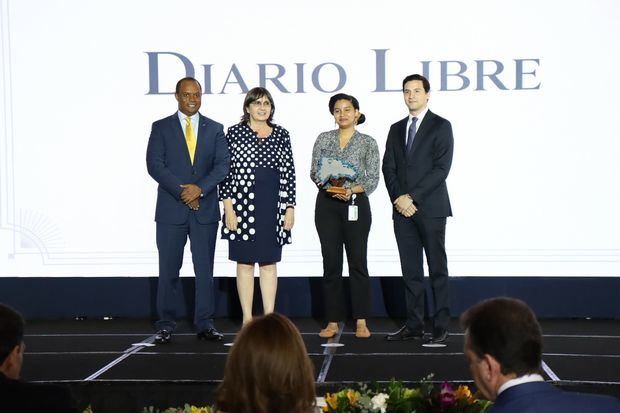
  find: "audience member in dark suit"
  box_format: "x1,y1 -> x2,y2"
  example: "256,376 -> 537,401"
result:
383,74 -> 453,344
146,77 -> 230,343
0,303 -> 78,413
461,297 -> 620,413
214,313 -> 316,413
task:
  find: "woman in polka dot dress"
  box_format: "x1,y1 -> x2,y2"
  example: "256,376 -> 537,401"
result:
219,87 -> 296,325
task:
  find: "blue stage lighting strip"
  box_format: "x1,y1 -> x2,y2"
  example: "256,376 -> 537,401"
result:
317,322 -> 345,383
542,360 -> 560,381
83,334 -> 156,381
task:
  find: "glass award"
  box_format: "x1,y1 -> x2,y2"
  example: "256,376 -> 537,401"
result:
316,156 -> 358,194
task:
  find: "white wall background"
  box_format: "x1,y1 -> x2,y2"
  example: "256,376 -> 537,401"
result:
1,0 -> 619,277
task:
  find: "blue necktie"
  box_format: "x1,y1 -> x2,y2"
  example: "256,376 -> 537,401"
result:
406,117 -> 418,152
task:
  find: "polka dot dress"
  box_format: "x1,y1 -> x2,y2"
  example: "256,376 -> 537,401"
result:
219,123 -> 296,261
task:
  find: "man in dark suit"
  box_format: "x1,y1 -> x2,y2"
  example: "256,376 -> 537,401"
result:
382,74 -> 453,344
461,297 -> 620,413
146,77 -> 230,343
0,303 -> 79,413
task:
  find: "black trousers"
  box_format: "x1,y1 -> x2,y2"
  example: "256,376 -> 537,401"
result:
393,213 -> 449,331
315,191 -> 372,321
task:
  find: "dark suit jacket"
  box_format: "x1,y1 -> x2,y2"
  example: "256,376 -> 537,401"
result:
491,381 -> 620,413
0,372 -> 79,413
146,112 -> 230,225
382,110 -> 453,218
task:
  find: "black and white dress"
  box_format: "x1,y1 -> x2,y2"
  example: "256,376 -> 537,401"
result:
219,123 -> 296,263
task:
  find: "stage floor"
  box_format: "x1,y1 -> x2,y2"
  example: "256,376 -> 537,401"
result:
20,317 -> 620,411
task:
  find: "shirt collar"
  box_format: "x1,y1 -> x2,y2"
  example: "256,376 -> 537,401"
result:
177,111 -> 199,122
498,373 -> 545,396
409,106 -> 428,125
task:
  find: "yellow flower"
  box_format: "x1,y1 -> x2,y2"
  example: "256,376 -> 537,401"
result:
403,388 -> 422,399
189,406 -> 210,413
454,385 -> 474,402
346,389 -> 359,406
325,393 -> 339,410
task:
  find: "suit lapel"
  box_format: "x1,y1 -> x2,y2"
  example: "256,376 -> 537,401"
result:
169,113 -> 193,165
408,110 -> 435,157
193,114 -> 209,166
395,117 -> 408,156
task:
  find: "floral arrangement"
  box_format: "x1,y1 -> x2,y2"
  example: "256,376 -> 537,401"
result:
84,405 -> 211,413
322,377 -> 492,413
140,405 -> 211,413
82,378 -> 490,413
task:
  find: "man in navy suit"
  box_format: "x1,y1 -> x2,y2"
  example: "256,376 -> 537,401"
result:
0,303 -> 78,412
146,77 -> 230,343
383,74 -> 453,344
461,297 -> 620,413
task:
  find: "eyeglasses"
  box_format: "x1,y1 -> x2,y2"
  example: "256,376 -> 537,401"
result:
250,100 -> 272,108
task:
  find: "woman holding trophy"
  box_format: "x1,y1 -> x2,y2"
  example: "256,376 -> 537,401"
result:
310,93 -> 380,338
219,87 -> 296,325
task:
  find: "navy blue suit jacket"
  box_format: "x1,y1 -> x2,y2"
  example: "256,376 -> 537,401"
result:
491,381 -> 620,413
382,110 -> 453,218
146,113 -> 230,224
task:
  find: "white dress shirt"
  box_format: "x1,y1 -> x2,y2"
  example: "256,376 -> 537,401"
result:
404,106 -> 429,146
177,111 -> 199,138
497,373 -> 545,396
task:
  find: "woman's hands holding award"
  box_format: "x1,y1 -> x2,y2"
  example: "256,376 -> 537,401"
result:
316,156 -> 358,201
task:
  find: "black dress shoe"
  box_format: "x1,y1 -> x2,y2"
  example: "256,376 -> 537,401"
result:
385,325 -> 425,341
197,327 -> 223,341
426,328 -> 449,344
154,329 -> 171,344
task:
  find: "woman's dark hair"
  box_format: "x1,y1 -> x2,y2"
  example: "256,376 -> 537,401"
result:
328,93 -> 366,125
215,313 -> 316,413
241,87 -> 275,127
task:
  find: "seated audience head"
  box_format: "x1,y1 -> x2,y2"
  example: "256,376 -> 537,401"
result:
215,313 -> 316,413
0,303 -> 25,380
460,297 -> 542,401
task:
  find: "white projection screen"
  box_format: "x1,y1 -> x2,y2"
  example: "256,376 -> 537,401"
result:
1,0 -> 619,278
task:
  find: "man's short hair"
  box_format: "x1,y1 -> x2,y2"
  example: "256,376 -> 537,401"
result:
402,74 -> 431,93
0,304 -> 25,364
460,297 -> 542,376
175,77 -> 202,95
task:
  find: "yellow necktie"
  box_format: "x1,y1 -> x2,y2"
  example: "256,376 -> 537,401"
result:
185,116 -> 197,164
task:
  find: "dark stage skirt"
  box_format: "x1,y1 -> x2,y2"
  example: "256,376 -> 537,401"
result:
229,167 -> 282,263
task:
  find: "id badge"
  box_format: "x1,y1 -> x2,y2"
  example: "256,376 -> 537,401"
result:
348,205 -> 358,221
